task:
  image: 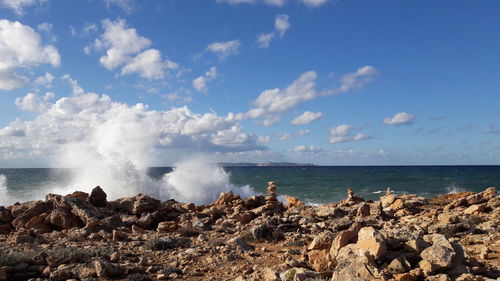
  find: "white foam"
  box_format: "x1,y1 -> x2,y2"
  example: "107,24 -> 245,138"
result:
0,174 -> 9,204
446,183 -> 465,194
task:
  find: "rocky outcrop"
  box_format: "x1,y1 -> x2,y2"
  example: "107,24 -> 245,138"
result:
0,186 -> 497,281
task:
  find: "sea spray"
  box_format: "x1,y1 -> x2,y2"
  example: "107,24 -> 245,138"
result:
0,174 -> 11,205
160,156 -> 255,205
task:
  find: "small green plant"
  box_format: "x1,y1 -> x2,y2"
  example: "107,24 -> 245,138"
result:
0,248 -> 38,266
127,273 -> 150,281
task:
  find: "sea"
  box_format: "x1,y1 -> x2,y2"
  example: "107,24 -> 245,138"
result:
0,165 -> 499,206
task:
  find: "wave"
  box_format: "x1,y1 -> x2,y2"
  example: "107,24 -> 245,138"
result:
446,183 -> 466,194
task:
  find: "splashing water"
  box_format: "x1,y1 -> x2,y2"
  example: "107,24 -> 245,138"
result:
160,156 -> 255,205
446,183 -> 466,194
0,174 -> 9,202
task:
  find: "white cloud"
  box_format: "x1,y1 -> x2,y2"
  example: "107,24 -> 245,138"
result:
37,22 -> 56,42
275,14 -> 290,37
290,111 -> 323,125
97,19 -> 151,70
206,40 -> 241,59
35,72 -> 54,87
258,135 -> 270,143
1,0 -> 45,15
279,133 -> 293,141
484,125 -> 500,135
329,124 -> 371,144
216,0 -> 286,6
104,0 -> 135,13
383,112 -> 415,125
257,32 -> 274,49
256,14 -> 290,48
0,79 -> 264,163
90,19 -> 177,80
323,66 -> 378,96
296,129 -> 310,136
193,67 -> 218,93
0,20 -> 60,90
301,0 -> 329,7
121,49 -> 167,80
292,145 -> 322,153
15,92 -> 54,112
62,74 -> 84,95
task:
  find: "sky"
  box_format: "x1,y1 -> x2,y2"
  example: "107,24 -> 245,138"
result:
0,0 -> 499,168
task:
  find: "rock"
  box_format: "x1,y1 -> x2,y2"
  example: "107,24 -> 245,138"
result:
93,260 -> 124,277
132,194 -> 160,215
62,197 -> 109,227
251,222 -> 274,240
419,259 -> 439,275
65,191 -> 88,200
381,193 -> 396,208
0,224 -> 10,234
307,249 -> 330,272
438,212 -> 459,224
308,231 -> 335,250
420,238 -> 456,269
393,272 -> 418,281
0,206 -> 13,224
280,267 -> 323,281
331,260 -> 377,281
356,202 -> 371,218
261,267 -> 279,281
464,204 -> 485,215
314,205 -> 344,218
229,212 -> 254,224
387,256 -> 411,274
328,222 -> 362,261
48,208 -> 82,229
391,198 -> 405,210
131,224 -> 144,234
11,200 -> 52,229
10,234 -> 35,243
404,238 -> 428,253
426,274 -> 451,281
284,195 -> 305,208
157,221 -> 177,232
87,186 -> 107,207
226,237 -> 254,251
356,226 -> 387,259
137,213 -> 154,229
112,230 -> 127,241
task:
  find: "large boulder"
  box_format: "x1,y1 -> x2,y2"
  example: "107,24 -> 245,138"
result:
356,226 -> 387,260
328,222 -> 362,262
48,208 -> 83,229
420,235 -> 456,270
10,200 -> 52,229
87,186 -> 107,207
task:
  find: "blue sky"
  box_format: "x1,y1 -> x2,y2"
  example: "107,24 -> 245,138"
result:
0,0 -> 499,167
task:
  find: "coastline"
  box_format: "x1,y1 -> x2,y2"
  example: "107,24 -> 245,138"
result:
0,184 -> 498,281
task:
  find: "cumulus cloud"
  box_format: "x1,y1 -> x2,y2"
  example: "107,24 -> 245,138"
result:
240,66 -> 377,126
256,14 -> 290,48
290,111 -> 323,125
34,72 -> 54,87
323,66 -> 378,96
0,78 -> 264,163
192,67 -> 218,93
215,0 -> 286,6
90,19 -> 177,80
0,0 -> 46,15
292,145 -> 322,153
15,92 -> 54,112
301,0 -> 329,7
257,33 -> 274,48
0,20 -> 60,90
329,124 -> 371,144
275,14 -> 290,37
279,133 -> 293,141
383,112 -> 415,125
104,0 -> 135,13
206,40 -> 241,59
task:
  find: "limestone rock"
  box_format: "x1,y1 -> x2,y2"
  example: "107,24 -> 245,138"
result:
308,231 -> 335,250
48,208 -> 82,229
425,274 -> 451,281
464,204 -> 485,215
307,249 -> 330,272
284,195 -> 305,208
329,222 -> 362,261
226,237 -> 254,251
93,260 -> 124,277
420,241 -> 456,269
356,226 -> 387,259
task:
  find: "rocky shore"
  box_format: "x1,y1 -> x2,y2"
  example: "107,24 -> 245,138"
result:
0,182 -> 498,281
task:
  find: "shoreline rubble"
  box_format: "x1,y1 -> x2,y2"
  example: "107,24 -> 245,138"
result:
0,184 -> 498,281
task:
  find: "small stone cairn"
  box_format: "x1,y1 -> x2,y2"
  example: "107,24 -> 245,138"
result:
265,181 -> 278,205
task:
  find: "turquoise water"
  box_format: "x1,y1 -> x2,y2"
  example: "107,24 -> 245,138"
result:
1,166 -> 499,205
